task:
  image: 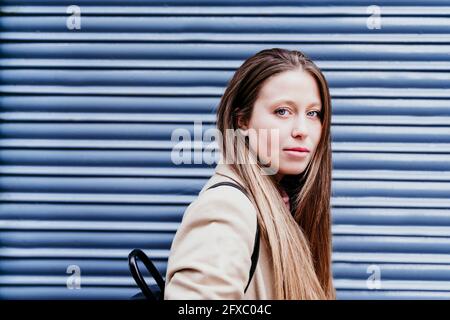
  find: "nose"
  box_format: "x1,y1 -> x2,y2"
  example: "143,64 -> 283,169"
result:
291,115 -> 309,139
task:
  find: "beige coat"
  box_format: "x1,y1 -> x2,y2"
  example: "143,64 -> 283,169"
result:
164,162 -> 275,300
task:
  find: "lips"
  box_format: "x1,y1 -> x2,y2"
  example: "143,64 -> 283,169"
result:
284,147 -> 310,152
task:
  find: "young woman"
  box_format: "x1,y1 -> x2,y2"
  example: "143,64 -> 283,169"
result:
164,48 -> 335,300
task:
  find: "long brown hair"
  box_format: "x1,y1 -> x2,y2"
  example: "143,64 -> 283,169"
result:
216,48 -> 335,299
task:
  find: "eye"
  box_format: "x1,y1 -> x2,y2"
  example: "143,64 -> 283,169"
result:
274,107 -> 290,117
307,110 -> 322,118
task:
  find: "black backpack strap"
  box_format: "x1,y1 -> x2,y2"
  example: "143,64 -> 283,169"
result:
128,248 -> 165,300
206,181 -> 260,294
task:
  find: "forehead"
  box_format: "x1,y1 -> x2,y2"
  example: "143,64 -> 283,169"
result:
257,69 -> 322,106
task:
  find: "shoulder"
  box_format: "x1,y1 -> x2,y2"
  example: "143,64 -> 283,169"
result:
169,173 -> 258,266
182,173 -> 257,232
164,173 -> 259,299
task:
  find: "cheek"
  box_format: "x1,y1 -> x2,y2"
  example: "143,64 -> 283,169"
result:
246,115 -> 288,165
252,117 -> 285,146
247,128 -> 281,164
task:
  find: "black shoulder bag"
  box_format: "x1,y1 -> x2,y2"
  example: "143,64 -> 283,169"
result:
128,181 -> 261,300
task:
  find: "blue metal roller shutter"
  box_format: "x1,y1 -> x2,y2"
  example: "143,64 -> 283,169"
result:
1,0 -> 450,299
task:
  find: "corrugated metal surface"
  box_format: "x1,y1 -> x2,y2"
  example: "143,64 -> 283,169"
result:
1,0 -> 450,299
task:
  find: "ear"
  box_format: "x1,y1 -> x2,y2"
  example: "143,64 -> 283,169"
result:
237,114 -> 249,136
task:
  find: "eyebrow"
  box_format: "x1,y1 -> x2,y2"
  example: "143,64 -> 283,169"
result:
271,99 -> 322,109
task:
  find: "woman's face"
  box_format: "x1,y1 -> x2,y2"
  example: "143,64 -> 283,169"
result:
239,68 -> 323,180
